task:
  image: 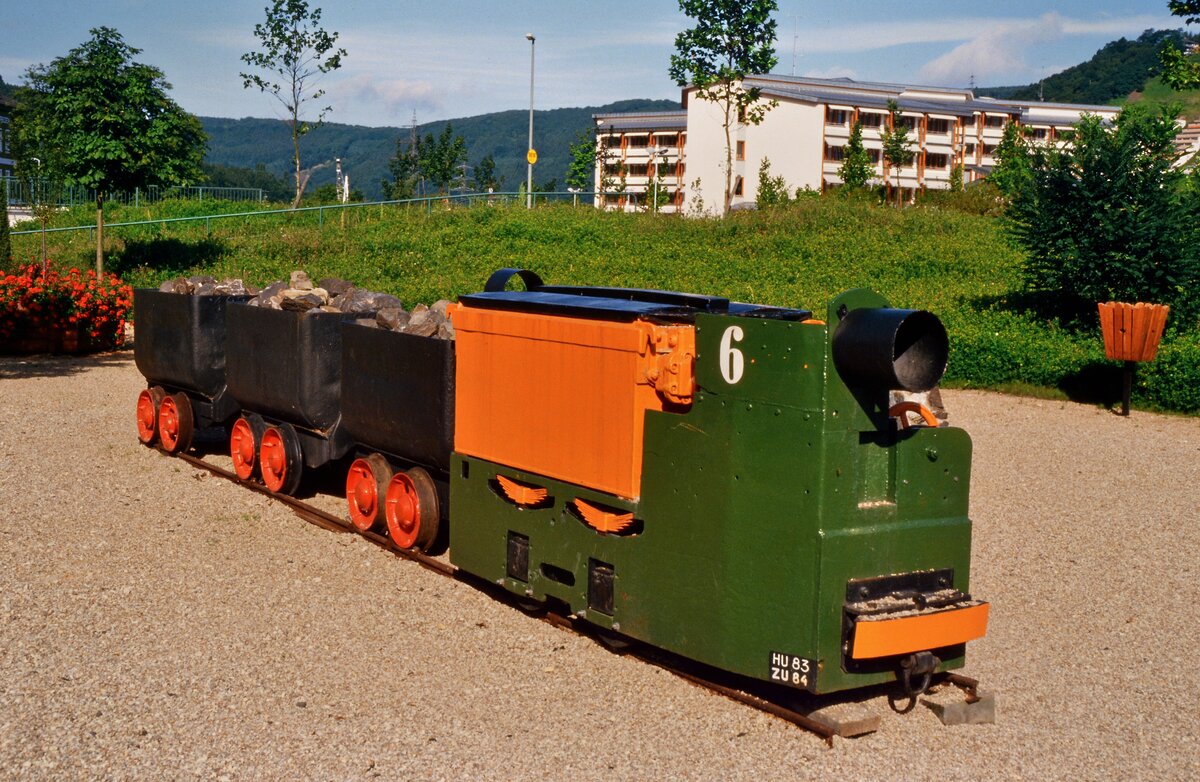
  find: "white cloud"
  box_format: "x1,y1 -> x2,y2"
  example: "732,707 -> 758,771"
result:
917,13 -> 1066,84
335,72 -> 440,120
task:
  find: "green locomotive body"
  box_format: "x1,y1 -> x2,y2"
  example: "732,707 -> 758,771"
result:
448,280 -> 986,695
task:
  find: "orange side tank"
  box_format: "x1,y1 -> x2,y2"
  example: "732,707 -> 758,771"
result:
450,303 -> 694,500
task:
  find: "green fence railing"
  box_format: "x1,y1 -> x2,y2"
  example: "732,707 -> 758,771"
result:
2,177 -> 265,207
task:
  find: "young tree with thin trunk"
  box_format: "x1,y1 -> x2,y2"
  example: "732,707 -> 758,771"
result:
14,27 -> 205,274
241,0 -> 346,208
565,129 -> 599,193
880,99 -> 915,206
669,0 -> 779,215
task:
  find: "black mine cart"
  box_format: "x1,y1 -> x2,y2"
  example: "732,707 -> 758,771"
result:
339,322 -> 455,552
224,303 -> 352,495
133,289 -> 251,454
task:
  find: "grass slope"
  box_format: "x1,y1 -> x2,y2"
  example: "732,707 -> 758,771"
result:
8,197 -> 1198,412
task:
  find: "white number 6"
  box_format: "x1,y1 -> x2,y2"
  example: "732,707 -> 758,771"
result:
719,326 -> 745,385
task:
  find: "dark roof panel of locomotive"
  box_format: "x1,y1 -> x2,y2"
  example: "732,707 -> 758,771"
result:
459,287 -> 811,322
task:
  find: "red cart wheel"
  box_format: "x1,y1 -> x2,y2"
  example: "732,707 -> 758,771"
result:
136,386 -> 166,445
229,416 -> 263,480
158,393 -> 194,454
385,467 -> 439,550
260,423 -> 303,495
346,454 -> 393,532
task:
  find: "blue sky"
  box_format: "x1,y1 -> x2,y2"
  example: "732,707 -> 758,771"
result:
1,1 -> 1184,127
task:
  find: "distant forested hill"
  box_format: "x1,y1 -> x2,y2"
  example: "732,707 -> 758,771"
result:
201,98 -> 679,201
976,29 -> 1188,104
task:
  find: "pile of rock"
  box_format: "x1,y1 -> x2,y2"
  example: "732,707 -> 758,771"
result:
158,275 -> 257,296
249,271 -> 455,340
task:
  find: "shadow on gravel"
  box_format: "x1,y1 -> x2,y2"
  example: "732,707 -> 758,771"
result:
0,349 -> 133,380
1056,362 -> 1124,408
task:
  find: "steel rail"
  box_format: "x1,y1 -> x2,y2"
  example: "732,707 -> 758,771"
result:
169,447 -> 980,744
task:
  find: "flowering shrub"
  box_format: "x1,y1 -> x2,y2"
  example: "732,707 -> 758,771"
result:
0,265 -> 133,352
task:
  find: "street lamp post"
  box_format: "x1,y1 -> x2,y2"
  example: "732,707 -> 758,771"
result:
525,33 -> 535,210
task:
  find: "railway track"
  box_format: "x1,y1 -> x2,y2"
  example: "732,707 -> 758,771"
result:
172,447 -> 980,745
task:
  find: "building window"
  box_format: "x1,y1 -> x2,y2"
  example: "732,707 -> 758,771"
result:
733,176 -> 744,196
984,115 -> 1006,128
964,143 -> 976,155
898,115 -> 917,131
927,118 -> 951,135
926,152 -> 948,169
626,163 -> 648,177
627,135 -> 648,148
655,133 -> 678,147
736,140 -> 745,160
825,107 -> 849,125
859,112 -> 884,128
867,148 -> 881,164
824,144 -> 845,162
982,144 -> 997,156
963,115 -> 976,127
1030,127 -> 1048,140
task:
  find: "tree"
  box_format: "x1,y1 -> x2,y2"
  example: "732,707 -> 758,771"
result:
880,99 -> 915,206
565,129 -> 598,192
383,135 -> 421,200
241,0 -> 346,208
989,121 -> 1033,201
838,121 -> 873,190
417,123 -> 467,195
14,27 -> 205,274
475,154 -> 501,192
0,191 -> 10,264
1008,105 -> 1200,322
669,0 -> 779,215
1161,2 -> 1200,89
755,157 -> 789,207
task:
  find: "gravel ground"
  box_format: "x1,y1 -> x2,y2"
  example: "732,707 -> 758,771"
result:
1,350 -> 1197,781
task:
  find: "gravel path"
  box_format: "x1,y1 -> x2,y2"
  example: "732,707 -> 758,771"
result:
1,351 -> 1197,781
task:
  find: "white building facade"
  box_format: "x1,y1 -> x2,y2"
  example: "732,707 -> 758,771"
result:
594,74 -> 1120,215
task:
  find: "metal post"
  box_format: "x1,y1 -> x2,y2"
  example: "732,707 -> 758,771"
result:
1122,360 -> 1135,416
526,33 -> 536,209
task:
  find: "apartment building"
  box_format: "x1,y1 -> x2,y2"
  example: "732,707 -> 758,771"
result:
595,74 -> 1119,214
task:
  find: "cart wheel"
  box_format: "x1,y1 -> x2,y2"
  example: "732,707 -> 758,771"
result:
158,393 -> 195,454
230,416 -> 265,480
260,423 -> 303,495
136,386 -> 166,445
385,467 -> 439,550
346,453 -> 393,532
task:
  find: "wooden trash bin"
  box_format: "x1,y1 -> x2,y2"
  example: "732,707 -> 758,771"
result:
1097,301 -> 1169,415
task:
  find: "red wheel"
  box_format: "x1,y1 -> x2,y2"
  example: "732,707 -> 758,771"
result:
230,416 -> 262,480
346,454 -> 393,532
385,467 -> 439,550
260,423 -> 303,495
158,393 -> 194,454
136,386 -> 166,445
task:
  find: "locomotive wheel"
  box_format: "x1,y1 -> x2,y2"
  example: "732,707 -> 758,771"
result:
157,393 -> 195,454
384,467 -> 439,550
136,386 -> 166,445
346,454 -> 393,532
229,416 -> 265,481
260,423 -> 303,495
889,401 -> 939,429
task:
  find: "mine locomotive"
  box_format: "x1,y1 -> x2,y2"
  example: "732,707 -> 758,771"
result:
134,269 -> 988,697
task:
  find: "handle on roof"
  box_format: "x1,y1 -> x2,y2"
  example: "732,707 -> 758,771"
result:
484,268 -> 544,293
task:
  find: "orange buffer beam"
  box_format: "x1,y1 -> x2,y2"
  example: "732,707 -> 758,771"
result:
850,603 -> 990,660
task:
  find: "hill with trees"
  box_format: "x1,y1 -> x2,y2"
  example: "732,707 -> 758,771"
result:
200,98 -> 679,201
976,28 -> 1189,104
